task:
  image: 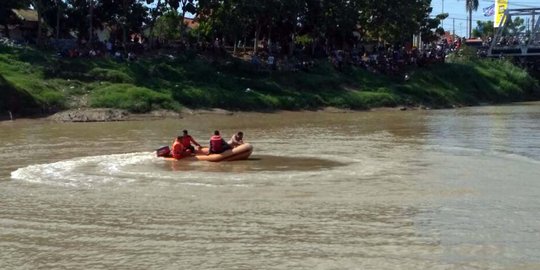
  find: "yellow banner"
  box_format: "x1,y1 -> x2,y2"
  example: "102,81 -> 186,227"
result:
494,0 -> 508,27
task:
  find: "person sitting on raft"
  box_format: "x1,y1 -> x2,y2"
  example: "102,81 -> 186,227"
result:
209,130 -> 231,154
228,131 -> 244,148
171,136 -> 186,159
180,129 -> 202,153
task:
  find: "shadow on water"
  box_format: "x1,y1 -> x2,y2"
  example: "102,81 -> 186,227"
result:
159,155 -> 347,173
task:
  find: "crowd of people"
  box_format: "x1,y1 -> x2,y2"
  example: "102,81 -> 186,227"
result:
329,42 -> 453,74
53,38 -> 144,62
161,129 -> 245,159
245,41 -> 457,75
45,33 -> 463,77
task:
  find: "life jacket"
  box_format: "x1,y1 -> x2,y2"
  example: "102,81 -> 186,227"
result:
181,135 -> 192,147
171,140 -> 185,159
210,135 -> 223,153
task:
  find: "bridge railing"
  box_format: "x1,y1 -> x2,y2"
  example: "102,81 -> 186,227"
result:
488,8 -> 540,57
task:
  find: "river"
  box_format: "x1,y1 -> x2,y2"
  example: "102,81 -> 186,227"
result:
1,103 -> 540,269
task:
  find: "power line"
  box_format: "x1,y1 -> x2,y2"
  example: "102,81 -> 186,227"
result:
478,0 -> 538,8
430,15 -> 493,22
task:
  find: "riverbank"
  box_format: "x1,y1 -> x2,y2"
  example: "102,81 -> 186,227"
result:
42,107 -> 366,122
1,45 -> 539,121
44,107 -> 234,122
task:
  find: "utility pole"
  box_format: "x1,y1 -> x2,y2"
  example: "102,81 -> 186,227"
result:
441,0 -> 445,29
453,18 -> 455,40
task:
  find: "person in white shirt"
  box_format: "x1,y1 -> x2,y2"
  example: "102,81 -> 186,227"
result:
228,131 -> 244,148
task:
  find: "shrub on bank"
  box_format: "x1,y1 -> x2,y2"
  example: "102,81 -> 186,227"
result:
90,84 -> 180,113
325,91 -> 399,109
88,68 -> 134,83
403,58 -> 539,107
2,44 -> 539,116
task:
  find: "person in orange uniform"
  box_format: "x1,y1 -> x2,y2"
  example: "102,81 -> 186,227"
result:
171,136 -> 186,159
209,130 -> 231,154
180,130 -> 202,153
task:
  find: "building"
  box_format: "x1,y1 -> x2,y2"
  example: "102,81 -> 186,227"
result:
2,9 -> 39,42
183,17 -> 200,31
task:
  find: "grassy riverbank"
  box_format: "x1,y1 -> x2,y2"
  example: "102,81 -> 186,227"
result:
1,45 -> 539,117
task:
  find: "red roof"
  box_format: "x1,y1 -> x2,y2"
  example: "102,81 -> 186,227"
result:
183,18 -> 199,29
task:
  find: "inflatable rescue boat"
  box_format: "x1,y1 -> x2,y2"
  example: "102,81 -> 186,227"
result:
156,143 -> 253,162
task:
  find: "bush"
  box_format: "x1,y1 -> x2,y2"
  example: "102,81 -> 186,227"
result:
38,90 -> 66,109
327,91 -> 398,109
89,68 -> 133,83
90,84 -> 179,113
149,63 -> 185,81
3,43 -> 540,115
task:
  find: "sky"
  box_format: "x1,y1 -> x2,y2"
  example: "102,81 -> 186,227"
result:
430,0 -> 540,37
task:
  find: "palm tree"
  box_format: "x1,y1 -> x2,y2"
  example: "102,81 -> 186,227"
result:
466,0 -> 479,38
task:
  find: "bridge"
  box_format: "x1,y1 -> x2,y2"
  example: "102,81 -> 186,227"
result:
488,8 -> 540,57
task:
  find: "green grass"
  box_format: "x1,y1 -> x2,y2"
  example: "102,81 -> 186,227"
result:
401,58 -> 538,107
89,83 -> 180,113
88,68 -> 134,83
0,47 -> 67,112
1,44 -> 539,116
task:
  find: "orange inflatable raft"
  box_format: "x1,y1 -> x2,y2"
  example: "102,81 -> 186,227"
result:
157,143 -> 253,162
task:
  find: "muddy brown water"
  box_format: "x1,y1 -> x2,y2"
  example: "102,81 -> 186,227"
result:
1,103 -> 540,269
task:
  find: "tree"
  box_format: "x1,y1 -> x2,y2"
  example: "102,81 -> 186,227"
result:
166,0 -> 196,41
195,0 -> 437,54
40,0 -> 68,39
71,0 -> 148,44
357,0 -> 435,44
154,9 -> 181,42
506,17 -> 526,35
146,0 -> 167,48
420,12 -> 448,43
275,0 -> 305,55
318,0 -> 359,49
64,0 -> 92,41
465,0 -> 479,38
472,20 -> 494,39
98,0 -> 149,44
233,0 -> 275,53
201,1 -> 246,53
29,0 -> 47,45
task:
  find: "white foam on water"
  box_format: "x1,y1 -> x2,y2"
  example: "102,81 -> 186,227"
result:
11,152 -> 155,187
10,146 -> 391,188
181,182 -> 219,188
